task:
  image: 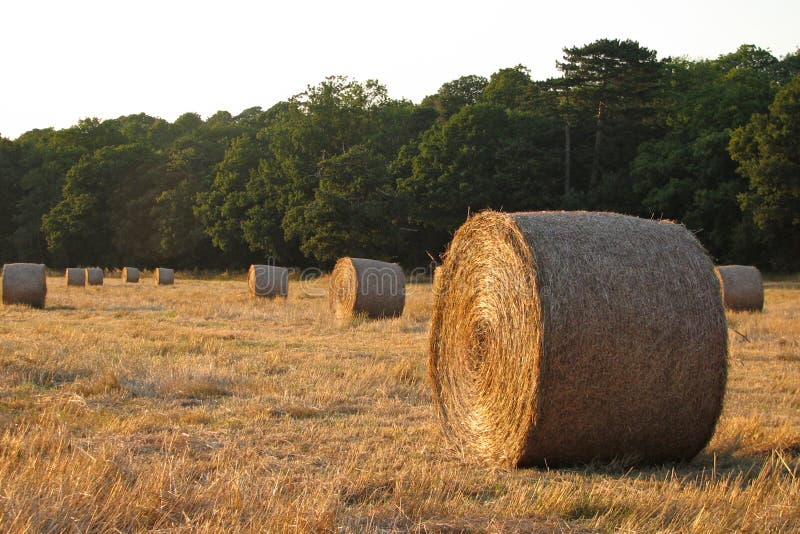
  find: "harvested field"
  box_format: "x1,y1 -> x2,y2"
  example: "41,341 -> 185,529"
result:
0,274 -> 798,532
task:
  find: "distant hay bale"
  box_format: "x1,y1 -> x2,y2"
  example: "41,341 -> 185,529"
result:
248,264 -> 288,298
154,267 -> 174,286
428,211 -> 728,467
85,268 -> 104,286
717,265 -> 764,312
2,263 -> 47,309
330,257 -> 405,321
122,267 -> 140,283
65,268 -> 84,287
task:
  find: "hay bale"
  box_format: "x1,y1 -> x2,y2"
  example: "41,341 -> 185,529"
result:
432,265 -> 443,295
154,267 -> 174,286
65,268 -> 84,287
717,265 -> 764,312
85,268 -> 104,286
428,211 -> 728,467
122,267 -> 140,283
248,264 -> 289,298
2,263 -> 47,308
330,257 -> 405,321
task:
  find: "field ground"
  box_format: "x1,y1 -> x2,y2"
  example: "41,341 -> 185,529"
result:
0,273 -> 798,532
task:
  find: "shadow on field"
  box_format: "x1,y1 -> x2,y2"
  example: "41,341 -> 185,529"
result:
3,364 -> 90,388
563,443 -> 800,490
103,305 -> 165,312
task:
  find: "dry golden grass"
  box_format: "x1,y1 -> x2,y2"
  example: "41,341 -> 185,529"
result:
0,274 -> 798,532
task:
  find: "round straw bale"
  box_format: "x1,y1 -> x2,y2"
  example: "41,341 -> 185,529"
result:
2,263 -> 47,308
65,267 -> 84,287
85,268 -> 104,286
428,211 -> 728,467
717,265 -> 764,312
330,257 -> 405,321
122,267 -> 140,283
432,265 -> 443,294
248,264 -> 288,298
154,267 -> 174,286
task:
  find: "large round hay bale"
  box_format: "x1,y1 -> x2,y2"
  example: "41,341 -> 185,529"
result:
122,267 -> 140,283
428,211 -> 728,467
65,268 -> 84,287
154,267 -> 174,286
432,265 -> 443,296
717,265 -> 764,312
248,264 -> 289,298
2,263 -> 47,309
330,257 -> 405,321
85,268 -> 104,286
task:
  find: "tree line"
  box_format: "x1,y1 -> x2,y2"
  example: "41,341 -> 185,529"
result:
1,39 -> 798,271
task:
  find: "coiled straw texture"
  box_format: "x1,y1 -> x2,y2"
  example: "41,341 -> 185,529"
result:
2,263 -> 47,309
717,265 -> 764,312
428,211 -> 728,467
85,268 -> 104,286
122,267 -> 140,283
248,265 -> 289,298
65,268 -> 84,287
330,258 -> 405,322
154,268 -> 174,286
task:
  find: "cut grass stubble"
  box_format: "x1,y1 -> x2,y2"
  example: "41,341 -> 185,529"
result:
0,274 -> 797,532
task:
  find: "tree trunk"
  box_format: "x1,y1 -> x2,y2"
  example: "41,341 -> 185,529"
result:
590,102 -> 604,188
564,122 -> 571,195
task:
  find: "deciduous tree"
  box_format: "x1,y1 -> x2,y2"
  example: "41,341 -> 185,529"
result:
730,74 -> 800,269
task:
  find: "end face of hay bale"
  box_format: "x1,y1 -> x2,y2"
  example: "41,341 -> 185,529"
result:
248,264 -> 289,298
65,268 -> 85,287
154,268 -> 174,286
122,267 -> 140,283
2,263 -> 47,308
85,268 -> 104,286
330,257 -> 405,322
428,211 -> 728,467
717,265 -> 764,312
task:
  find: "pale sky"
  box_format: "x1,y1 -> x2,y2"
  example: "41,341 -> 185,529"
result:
1,0 -> 798,139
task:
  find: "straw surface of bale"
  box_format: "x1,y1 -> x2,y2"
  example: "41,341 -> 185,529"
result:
65,268 -> 84,287
717,265 -> 764,312
154,268 -> 174,286
330,257 -> 405,321
122,267 -> 140,283
2,263 -> 47,309
85,268 -> 104,286
248,264 -> 289,298
428,211 -> 728,467
432,266 -> 443,294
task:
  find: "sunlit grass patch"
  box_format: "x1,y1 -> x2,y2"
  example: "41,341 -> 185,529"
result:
157,375 -> 231,399
393,356 -> 422,385
70,371 -> 125,397
0,276 -> 797,531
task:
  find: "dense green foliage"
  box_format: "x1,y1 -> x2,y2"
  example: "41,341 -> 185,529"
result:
730,73 -> 800,270
1,41 -> 798,270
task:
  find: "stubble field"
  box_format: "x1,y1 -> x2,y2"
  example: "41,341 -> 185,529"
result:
0,273 -> 798,532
